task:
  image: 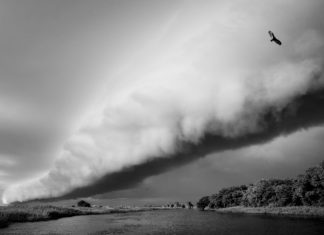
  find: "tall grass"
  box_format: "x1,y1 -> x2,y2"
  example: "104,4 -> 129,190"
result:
0,204 -> 84,228
0,203 -> 167,229
0,214 -> 9,228
215,206 -> 324,218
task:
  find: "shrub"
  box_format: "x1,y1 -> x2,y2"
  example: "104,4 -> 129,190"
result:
197,196 -> 210,211
77,200 -> 91,207
198,160 -> 324,209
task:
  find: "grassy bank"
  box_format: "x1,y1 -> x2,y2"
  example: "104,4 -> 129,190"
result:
0,204 -> 89,228
214,206 -> 324,218
0,204 -> 168,229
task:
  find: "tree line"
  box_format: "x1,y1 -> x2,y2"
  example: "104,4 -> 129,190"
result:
197,160 -> 324,210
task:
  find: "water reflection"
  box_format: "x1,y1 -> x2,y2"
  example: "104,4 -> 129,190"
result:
2,210 -> 324,235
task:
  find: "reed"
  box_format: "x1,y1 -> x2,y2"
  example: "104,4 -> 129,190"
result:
0,204 -> 84,228
215,206 -> 324,218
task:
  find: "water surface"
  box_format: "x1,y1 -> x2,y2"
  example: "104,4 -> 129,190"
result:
2,209 -> 324,235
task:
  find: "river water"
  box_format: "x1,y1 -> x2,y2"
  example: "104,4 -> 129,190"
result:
1,209 -> 324,235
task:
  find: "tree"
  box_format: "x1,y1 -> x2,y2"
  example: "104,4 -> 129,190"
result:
77,200 -> 91,207
274,184 -> 293,206
209,185 -> 247,208
198,160 -> 324,209
293,161 -> 324,206
196,196 -> 210,211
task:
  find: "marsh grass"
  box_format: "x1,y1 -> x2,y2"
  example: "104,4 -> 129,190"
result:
0,204 -> 85,228
215,206 -> 324,218
0,204 -> 166,228
0,214 -> 9,228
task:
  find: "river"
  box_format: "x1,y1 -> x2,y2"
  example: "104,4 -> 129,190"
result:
2,209 -> 324,235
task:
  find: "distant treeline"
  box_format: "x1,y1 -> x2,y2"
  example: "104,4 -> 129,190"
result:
197,161 -> 324,210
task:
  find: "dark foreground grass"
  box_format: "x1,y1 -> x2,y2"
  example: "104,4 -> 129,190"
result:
0,204 -> 88,228
0,214 -> 9,228
214,206 -> 324,218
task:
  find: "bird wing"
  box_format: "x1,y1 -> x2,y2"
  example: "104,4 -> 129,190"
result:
268,31 -> 274,38
275,39 -> 282,45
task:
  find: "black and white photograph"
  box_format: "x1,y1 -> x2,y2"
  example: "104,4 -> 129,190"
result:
0,0 -> 324,234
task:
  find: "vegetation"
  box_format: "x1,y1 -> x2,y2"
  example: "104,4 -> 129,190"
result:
0,215 -> 9,228
197,160 -> 324,210
216,206 -> 324,217
187,201 -> 194,209
0,201 -> 183,228
0,204 -> 85,228
164,201 -> 193,209
77,200 -> 91,207
197,196 -> 210,211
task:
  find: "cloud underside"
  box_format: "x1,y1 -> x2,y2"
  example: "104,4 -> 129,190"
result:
2,0 -> 324,204
26,87 -> 324,201
3,70 -> 324,204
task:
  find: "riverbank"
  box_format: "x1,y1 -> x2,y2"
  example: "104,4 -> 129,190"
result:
0,204 -> 166,228
213,206 -> 324,218
2,204 -> 323,229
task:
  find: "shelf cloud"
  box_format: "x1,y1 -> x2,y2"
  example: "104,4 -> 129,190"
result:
1,0 -> 324,204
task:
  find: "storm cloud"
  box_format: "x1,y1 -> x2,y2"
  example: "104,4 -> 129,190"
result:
1,0 -> 324,203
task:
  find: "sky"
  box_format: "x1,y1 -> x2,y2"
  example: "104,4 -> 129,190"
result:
0,0 -> 324,204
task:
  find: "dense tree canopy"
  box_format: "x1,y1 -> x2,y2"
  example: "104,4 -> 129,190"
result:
196,196 -> 210,210
197,161 -> 324,209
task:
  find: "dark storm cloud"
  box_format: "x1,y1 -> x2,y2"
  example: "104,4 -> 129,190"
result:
2,0 -> 324,203
57,88 -> 324,199
0,0 -> 181,200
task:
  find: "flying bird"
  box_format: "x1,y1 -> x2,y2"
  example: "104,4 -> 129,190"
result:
268,31 -> 282,45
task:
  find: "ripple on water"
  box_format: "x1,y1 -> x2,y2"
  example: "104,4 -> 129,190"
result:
1,210 -> 324,235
